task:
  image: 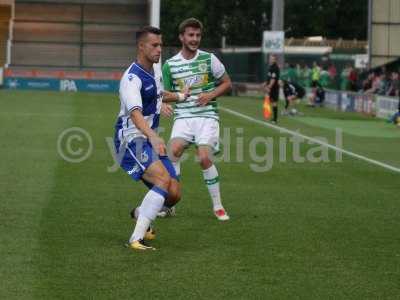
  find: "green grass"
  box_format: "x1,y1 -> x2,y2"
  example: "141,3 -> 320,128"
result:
295,117 -> 400,138
0,90 -> 399,299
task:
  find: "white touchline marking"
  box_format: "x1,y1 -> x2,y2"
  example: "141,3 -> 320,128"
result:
220,106 -> 400,174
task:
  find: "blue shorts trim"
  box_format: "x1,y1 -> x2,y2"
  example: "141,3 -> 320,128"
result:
152,186 -> 168,198
159,155 -> 178,180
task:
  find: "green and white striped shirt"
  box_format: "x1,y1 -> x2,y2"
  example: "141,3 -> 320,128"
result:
162,50 -> 226,121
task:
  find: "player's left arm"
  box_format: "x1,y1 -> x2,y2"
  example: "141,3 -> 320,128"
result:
197,74 -> 231,106
198,54 -> 232,106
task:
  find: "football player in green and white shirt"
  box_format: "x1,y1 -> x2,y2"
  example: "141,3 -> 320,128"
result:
161,18 -> 232,221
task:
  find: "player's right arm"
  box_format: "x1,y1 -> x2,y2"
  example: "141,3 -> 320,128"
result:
161,62 -> 190,103
162,90 -> 189,103
130,110 -> 166,155
120,73 -> 166,155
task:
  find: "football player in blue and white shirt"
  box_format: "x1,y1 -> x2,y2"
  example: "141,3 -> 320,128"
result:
114,26 -> 187,251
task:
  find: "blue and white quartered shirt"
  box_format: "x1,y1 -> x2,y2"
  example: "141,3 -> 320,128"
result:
115,62 -> 163,151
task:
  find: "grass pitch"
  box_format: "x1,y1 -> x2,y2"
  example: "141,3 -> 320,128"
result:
0,90 -> 399,299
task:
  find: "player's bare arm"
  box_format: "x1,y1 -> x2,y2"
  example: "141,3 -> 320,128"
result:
162,90 -> 190,103
161,103 -> 174,117
130,109 -> 166,155
197,73 -> 232,106
161,90 -> 190,118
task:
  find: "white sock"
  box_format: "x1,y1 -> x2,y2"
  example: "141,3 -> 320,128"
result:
129,187 -> 167,243
172,161 -> 181,177
133,206 -> 140,219
129,215 -> 151,243
202,165 -> 223,210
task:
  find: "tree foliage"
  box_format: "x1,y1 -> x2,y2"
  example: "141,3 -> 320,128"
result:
160,0 -> 367,48
285,0 -> 368,40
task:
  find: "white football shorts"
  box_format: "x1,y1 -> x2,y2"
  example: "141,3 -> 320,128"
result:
170,118 -> 220,152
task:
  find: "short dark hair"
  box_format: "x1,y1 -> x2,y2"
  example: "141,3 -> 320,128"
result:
178,18 -> 203,34
136,26 -> 161,42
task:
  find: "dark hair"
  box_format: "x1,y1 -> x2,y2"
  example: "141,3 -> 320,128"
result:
178,18 -> 203,34
136,26 -> 161,42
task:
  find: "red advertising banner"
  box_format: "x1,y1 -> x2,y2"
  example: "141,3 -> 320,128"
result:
5,69 -> 123,80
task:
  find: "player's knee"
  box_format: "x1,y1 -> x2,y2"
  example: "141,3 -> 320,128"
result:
170,142 -> 184,160
168,141 -> 184,162
198,154 -> 213,169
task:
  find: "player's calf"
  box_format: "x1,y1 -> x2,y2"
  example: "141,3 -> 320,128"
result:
197,146 -> 230,221
166,178 -> 181,206
158,178 -> 180,218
